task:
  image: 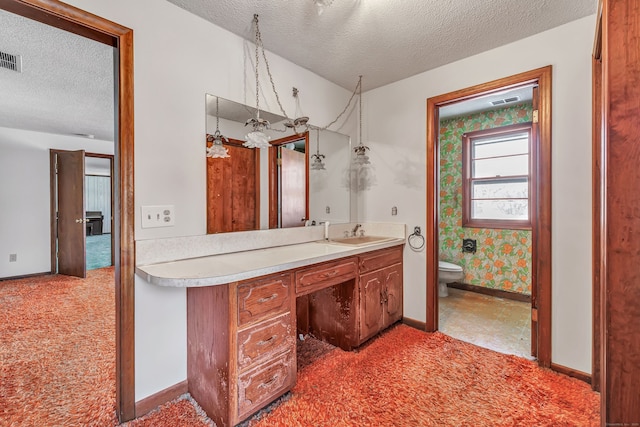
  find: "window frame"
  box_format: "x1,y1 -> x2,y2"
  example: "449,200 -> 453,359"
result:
462,122 -> 534,230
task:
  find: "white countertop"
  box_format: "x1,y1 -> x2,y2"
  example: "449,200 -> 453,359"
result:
136,238 -> 404,288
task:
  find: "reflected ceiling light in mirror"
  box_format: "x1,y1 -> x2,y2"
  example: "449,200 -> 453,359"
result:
310,128 -> 326,170
243,14 -> 272,149
351,75 -> 375,190
313,0 -> 335,15
207,97 -> 230,158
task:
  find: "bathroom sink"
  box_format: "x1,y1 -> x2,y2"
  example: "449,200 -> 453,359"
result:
328,236 -> 395,246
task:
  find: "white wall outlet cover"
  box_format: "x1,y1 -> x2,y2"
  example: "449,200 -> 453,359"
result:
141,205 -> 175,228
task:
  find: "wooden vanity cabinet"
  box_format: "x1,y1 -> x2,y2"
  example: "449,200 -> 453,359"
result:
295,257 -> 359,350
186,245 -> 403,426
187,272 -> 296,427
358,246 -> 404,345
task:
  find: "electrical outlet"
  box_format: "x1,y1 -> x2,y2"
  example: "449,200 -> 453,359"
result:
141,205 -> 175,228
392,206 -> 398,216
326,206 -> 331,214
9,253 -> 17,262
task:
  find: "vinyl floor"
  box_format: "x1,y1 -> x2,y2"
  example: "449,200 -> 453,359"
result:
438,287 -> 532,359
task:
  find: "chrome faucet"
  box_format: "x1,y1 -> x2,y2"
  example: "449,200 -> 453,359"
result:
352,223 -> 362,237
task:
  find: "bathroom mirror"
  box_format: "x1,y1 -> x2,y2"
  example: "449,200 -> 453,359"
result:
205,94 -> 351,233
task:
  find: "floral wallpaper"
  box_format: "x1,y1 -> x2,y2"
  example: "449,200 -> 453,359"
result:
439,104 -> 533,295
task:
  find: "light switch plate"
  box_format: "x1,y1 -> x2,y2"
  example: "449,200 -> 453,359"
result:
141,205 -> 175,228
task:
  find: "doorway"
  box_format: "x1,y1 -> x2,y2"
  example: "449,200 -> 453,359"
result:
269,133 -> 309,228
50,151 -> 114,277
0,0 -> 135,421
426,66 -> 552,367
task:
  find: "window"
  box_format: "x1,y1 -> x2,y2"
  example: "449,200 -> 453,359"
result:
462,123 -> 533,229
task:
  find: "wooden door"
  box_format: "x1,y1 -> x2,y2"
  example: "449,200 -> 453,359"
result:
207,139 -> 259,233
359,270 -> 384,343
55,150 -> 86,278
280,147 -> 306,228
383,264 -> 403,328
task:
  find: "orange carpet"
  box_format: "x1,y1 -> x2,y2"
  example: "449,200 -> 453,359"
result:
0,268 -> 117,426
130,325 -> 600,427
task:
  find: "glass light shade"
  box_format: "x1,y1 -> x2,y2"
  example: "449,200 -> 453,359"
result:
206,131 -> 230,159
311,154 -> 326,170
207,143 -> 230,158
243,131 -> 271,149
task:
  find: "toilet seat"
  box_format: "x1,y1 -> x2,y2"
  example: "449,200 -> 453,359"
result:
439,261 -> 462,272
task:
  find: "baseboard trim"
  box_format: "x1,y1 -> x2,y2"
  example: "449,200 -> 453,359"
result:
550,363 -> 591,385
135,380 -> 188,417
448,282 -> 531,303
402,317 -> 426,331
0,271 -> 52,281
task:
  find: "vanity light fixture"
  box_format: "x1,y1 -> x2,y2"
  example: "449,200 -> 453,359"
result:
243,14 -> 272,149
207,97 -> 230,158
310,127 -> 326,170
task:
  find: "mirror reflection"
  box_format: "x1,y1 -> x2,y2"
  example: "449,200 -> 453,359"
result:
205,94 -> 351,233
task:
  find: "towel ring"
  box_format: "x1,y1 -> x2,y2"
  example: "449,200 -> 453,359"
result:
408,226 -> 425,251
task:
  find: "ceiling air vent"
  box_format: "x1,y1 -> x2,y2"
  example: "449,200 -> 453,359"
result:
0,51 -> 22,72
490,95 -> 520,106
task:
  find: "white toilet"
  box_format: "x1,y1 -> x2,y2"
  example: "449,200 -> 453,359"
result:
438,261 -> 463,297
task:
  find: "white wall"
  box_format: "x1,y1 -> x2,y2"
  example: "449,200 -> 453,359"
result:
0,127 -> 113,278
362,16 -> 595,373
63,0 -> 356,400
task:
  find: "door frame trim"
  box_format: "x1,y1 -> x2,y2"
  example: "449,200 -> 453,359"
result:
268,132 -> 310,229
2,0 -> 137,421
425,66 -> 552,367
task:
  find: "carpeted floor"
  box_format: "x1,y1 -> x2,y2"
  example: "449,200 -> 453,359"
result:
130,325 -> 600,427
0,268 -> 117,426
1,271 -> 600,426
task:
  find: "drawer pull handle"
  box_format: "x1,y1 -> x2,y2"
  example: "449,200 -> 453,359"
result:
258,375 -> 279,389
257,293 -> 278,303
321,270 -> 339,278
257,335 -> 277,346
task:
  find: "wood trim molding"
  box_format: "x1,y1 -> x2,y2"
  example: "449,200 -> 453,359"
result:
447,282 -> 531,303
135,380 -> 189,417
550,363 -> 591,385
402,317 -> 427,331
425,66 -> 552,368
1,1 -> 137,422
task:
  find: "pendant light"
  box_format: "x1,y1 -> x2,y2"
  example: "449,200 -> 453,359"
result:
243,14 -> 271,149
310,127 -> 326,170
207,97 -> 230,158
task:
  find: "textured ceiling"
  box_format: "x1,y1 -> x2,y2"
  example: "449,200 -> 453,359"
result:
166,0 -> 597,91
0,1 -> 596,145
0,8 -> 114,142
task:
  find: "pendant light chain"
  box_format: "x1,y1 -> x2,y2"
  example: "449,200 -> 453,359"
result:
253,14 -> 261,120
252,14 -> 362,133
320,76 -> 361,131
215,97 -> 220,132
358,74 -> 362,145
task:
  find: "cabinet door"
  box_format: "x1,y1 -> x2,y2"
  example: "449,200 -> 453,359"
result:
359,270 -> 384,343
383,263 -> 403,328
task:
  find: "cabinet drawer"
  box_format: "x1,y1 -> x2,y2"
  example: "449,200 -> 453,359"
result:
295,257 -> 357,296
237,351 -> 295,420
237,313 -> 294,371
237,273 -> 291,327
359,246 -> 403,274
